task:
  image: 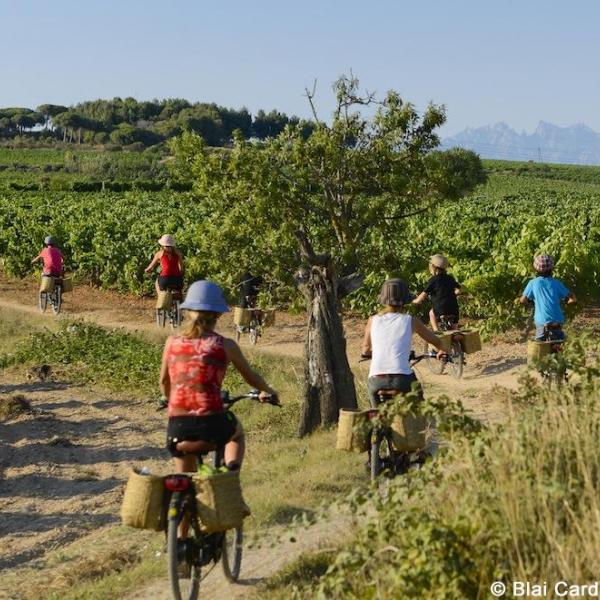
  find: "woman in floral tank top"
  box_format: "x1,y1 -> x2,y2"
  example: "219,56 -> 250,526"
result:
160,280 -> 278,474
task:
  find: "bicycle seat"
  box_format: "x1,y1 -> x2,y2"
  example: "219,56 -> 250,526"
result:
377,389 -> 400,399
544,322 -> 563,330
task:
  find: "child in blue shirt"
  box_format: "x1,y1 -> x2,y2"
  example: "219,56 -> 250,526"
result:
519,254 -> 576,340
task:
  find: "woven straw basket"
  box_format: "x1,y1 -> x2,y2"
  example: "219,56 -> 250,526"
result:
233,307 -> 252,326
461,330 -> 482,354
156,290 -> 172,310
195,470 -> 250,533
391,413 -> 435,452
62,277 -> 74,293
120,468 -> 166,531
40,276 -> 55,293
336,409 -> 370,452
261,309 -> 276,327
527,340 -> 553,364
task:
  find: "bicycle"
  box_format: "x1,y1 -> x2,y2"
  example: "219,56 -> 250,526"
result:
235,309 -> 264,346
157,288 -> 183,330
536,323 -> 568,385
361,351 -> 442,481
160,390 -> 280,600
39,276 -> 62,315
422,314 -> 464,379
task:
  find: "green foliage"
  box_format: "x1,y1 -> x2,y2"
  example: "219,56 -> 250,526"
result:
0,321 -> 162,395
0,96 -> 309,148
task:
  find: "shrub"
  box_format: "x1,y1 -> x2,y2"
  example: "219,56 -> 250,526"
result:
314,337 -> 600,599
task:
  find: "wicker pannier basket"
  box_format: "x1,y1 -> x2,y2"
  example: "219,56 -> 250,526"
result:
233,307 -> 252,326
156,290 -> 172,310
461,330 -> 482,354
391,413 -> 435,452
261,309 -> 276,328
195,470 -> 250,533
61,277 -> 74,293
336,409 -> 370,452
432,331 -> 456,352
120,468 -> 167,532
40,276 -> 55,293
527,340 -> 553,364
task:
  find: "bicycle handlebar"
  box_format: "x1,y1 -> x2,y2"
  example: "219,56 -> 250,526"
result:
156,389 -> 281,411
225,389 -> 281,407
360,350 -> 445,364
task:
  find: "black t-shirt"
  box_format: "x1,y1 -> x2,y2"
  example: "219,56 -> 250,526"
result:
424,273 -> 461,317
239,273 -> 263,308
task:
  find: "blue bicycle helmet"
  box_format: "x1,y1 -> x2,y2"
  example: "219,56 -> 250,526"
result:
180,280 -> 230,313
44,235 -> 56,245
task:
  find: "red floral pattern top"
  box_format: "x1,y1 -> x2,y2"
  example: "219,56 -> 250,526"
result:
166,333 -> 228,416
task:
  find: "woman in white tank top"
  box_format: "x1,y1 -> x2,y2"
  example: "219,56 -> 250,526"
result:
361,279 -> 447,407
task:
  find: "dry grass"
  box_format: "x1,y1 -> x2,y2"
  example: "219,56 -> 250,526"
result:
0,394 -> 31,420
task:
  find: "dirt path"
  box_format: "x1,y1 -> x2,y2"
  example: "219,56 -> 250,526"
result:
0,374 -> 165,575
131,516 -> 348,600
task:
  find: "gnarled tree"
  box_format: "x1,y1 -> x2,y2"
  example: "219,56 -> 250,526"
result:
170,74 -> 485,435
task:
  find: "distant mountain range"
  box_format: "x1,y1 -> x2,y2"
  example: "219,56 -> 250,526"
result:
442,121 -> 600,165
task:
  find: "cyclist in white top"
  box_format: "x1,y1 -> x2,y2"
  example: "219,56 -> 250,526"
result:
361,279 -> 447,407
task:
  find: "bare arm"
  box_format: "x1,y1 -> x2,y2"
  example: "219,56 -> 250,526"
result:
31,252 -> 42,265
361,317 -> 373,356
159,336 -> 173,398
412,317 -> 447,353
519,295 -> 530,305
412,292 -> 427,305
224,338 -> 277,398
145,251 -> 161,273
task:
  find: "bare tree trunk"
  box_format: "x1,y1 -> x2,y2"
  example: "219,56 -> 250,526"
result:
296,232 -> 358,436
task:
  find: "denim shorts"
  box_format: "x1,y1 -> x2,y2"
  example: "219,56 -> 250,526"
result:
367,373 -> 423,408
535,324 -> 565,341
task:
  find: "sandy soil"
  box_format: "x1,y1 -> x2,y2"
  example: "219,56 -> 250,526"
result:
0,272 -> 584,598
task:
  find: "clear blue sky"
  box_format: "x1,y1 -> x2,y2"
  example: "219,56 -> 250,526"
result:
1,0 -> 599,135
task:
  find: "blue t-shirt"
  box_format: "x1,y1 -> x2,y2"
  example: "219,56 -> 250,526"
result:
522,276 -> 570,325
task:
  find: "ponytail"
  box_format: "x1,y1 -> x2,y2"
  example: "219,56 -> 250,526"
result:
181,310 -> 220,338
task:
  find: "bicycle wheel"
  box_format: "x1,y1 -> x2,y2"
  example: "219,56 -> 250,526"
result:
249,322 -> 259,345
167,492 -> 202,600
170,301 -> 181,330
221,526 -> 243,582
370,429 -> 393,481
450,341 -> 464,379
39,292 -> 48,313
156,309 -> 167,328
51,287 -> 62,315
422,339 -> 444,375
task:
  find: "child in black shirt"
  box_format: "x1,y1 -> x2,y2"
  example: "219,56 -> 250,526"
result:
412,254 -> 462,330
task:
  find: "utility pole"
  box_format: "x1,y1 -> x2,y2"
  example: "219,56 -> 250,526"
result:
537,147 -> 543,163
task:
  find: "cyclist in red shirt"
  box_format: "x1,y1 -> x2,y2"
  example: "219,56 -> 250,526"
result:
144,234 -> 185,295
160,280 -> 278,474
31,236 -> 64,277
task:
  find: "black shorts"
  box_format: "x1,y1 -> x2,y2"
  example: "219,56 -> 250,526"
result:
158,275 -> 184,291
166,412 -> 238,457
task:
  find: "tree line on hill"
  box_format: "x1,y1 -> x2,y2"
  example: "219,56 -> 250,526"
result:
0,98 -> 314,147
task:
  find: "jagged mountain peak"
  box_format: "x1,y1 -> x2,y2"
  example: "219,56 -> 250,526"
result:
443,121 -> 600,165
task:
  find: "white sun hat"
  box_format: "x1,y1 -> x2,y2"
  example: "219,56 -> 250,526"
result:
158,234 -> 176,247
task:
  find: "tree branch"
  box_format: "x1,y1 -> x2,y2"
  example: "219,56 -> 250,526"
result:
304,80 -> 322,124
